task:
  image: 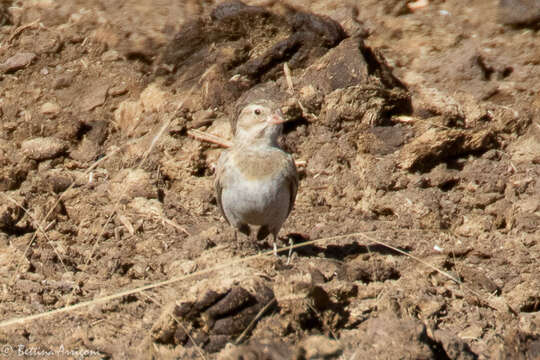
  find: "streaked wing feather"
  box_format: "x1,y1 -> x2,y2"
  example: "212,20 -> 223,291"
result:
286,155 -> 299,216
214,150 -> 231,225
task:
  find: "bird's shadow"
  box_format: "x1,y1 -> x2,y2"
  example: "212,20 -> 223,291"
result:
284,233 -> 411,261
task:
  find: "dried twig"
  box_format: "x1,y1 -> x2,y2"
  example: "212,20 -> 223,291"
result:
283,62 -> 294,94
159,216 -> 191,236
187,129 -> 233,148
188,129 -> 307,168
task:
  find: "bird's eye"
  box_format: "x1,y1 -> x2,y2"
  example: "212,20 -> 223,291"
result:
254,108 -> 261,115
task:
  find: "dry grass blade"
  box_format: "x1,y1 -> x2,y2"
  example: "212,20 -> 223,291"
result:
158,216 -> 190,236
283,62 -> 294,94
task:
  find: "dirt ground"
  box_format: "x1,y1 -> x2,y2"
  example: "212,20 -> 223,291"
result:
0,0 -> 539,359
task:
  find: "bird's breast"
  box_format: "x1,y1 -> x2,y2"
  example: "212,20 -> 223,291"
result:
231,148 -> 288,181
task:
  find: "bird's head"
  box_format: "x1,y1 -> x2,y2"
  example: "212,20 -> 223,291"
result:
234,100 -> 286,146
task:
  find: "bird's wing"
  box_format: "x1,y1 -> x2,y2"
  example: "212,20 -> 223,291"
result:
214,150 -> 231,225
286,154 -> 299,216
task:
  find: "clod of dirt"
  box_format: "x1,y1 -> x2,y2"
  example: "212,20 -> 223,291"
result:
139,83 -> 167,113
410,85 -> 465,124
21,137 -> 67,161
498,0 -> 540,27
0,1 -> 10,26
80,83 -> 109,112
399,128 -> 497,172
431,330 -> 478,360
0,160 -> 28,191
101,49 -> 121,62
52,74 -> 74,89
302,36 -> 410,123
295,335 -> 343,359
151,279 -> 275,353
340,313 -> 434,358
113,83 -> 168,137
272,268 -> 356,338
505,279 -> 540,313
519,312 -> 540,337
108,169 -> 157,202
39,169 -> 74,194
113,100 -> 142,136
39,102 -> 61,117
157,1 -> 346,110
0,197 -> 24,232
301,37 -> 405,96
70,119 -> 109,161
217,339 -> 291,360
339,255 -> 401,283
218,334 -> 343,360
0,52 -> 36,73
322,85 -> 407,128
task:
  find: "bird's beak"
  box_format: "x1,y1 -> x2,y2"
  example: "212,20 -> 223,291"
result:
266,111 -> 287,124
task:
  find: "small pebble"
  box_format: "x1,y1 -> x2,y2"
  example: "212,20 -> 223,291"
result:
52,74 -> 73,89
0,52 -> 37,73
40,102 -> 61,116
101,49 -> 120,62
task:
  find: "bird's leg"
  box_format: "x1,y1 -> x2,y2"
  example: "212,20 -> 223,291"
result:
273,234 -> 278,257
286,236 -> 294,265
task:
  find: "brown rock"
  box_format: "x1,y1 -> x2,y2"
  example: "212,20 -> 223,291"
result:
40,102 -> 61,117
0,52 -> 36,73
21,137 -> 67,161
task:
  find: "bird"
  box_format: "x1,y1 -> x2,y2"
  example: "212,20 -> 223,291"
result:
215,99 -> 298,255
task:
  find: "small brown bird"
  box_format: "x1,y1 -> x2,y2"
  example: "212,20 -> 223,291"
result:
215,99 -> 298,254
